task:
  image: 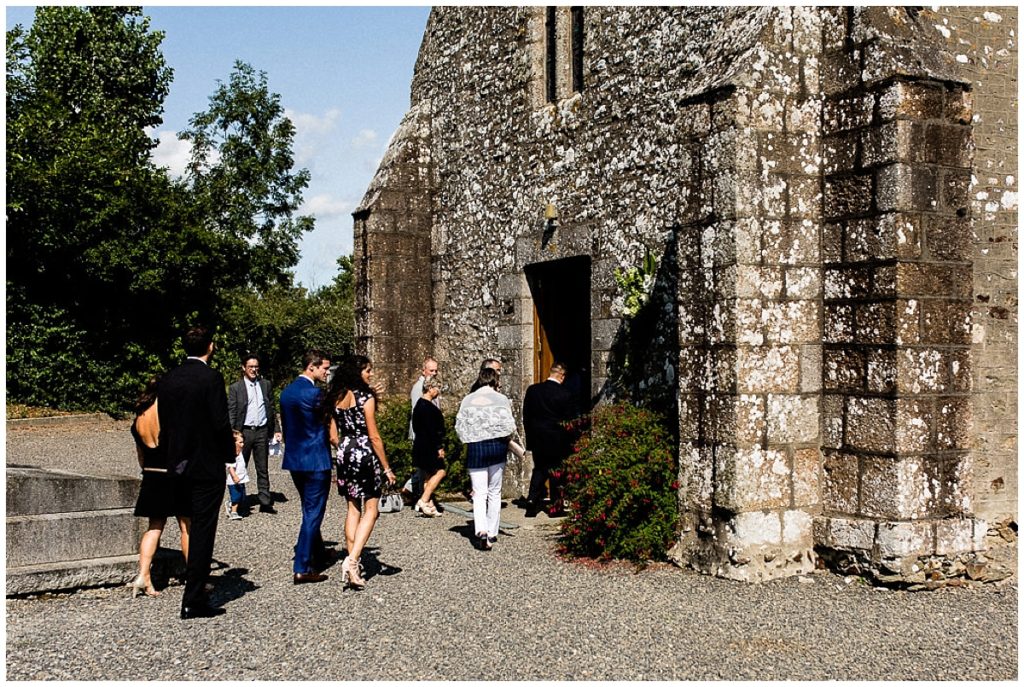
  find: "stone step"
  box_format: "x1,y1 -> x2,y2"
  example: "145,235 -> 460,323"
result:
6,554 -> 141,596
6,508 -> 147,568
7,466 -> 141,516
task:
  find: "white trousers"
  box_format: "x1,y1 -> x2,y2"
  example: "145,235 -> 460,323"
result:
468,462 -> 504,538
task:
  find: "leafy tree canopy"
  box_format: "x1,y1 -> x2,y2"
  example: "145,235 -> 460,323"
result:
6,9 -> 344,414
180,61 -> 314,292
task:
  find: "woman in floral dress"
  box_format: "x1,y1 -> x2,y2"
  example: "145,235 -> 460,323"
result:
325,355 -> 396,589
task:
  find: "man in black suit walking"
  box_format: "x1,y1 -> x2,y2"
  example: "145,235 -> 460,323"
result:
159,326 -> 236,619
228,352 -> 279,514
522,361 -> 576,517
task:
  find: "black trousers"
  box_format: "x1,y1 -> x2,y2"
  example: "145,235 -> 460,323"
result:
527,451 -> 566,506
241,424 -> 271,507
181,477 -> 224,611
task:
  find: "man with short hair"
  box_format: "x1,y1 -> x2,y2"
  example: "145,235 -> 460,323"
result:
228,353 -> 279,514
408,356 -> 439,439
159,326 -> 236,619
522,361 -> 575,518
279,349 -> 333,584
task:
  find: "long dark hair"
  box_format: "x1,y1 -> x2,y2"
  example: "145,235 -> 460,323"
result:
320,355 -> 373,424
470,367 -> 499,392
134,375 -> 160,416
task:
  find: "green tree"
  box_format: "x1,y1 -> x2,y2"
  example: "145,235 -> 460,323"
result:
179,61 -> 314,294
218,255 -> 356,392
304,255 -> 356,355
7,12 -> 318,413
6,7 -> 176,411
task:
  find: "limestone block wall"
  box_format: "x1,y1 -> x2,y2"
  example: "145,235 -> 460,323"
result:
930,7 -> 1017,528
354,102 -> 436,393
814,7 -> 986,584
406,7 -> 778,412
355,6 -> 1015,584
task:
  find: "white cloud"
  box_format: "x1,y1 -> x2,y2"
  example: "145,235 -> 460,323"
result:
150,130 -> 192,178
351,128 -> 379,149
286,108 -> 341,165
286,108 -> 341,136
293,215 -> 354,289
301,194 -> 353,220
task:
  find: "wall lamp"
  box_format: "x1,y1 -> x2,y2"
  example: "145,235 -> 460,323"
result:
544,202 -> 559,229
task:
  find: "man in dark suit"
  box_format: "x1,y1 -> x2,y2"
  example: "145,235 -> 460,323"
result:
279,349 -> 333,584
522,361 -> 576,517
228,352 -> 279,514
159,326 -> 236,619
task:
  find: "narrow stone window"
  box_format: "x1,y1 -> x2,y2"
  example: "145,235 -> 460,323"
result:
545,7 -> 558,103
571,6 -> 584,93
532,7 -> 581,108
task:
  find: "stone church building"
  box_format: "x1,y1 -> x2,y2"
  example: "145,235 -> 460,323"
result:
354,7 -> 1017,584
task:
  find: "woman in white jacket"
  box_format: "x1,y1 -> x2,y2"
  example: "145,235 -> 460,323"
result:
455,367 -> 516,550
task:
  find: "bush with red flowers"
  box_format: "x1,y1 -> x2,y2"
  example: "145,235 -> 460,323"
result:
558,403 -> 679,562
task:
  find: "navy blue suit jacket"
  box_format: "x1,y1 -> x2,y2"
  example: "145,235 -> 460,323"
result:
279,376 -> 331,472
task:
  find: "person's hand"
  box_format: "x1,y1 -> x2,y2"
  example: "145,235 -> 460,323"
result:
383,467 -> 396,485
371,380 -> 387,396
438,448 -> 445,458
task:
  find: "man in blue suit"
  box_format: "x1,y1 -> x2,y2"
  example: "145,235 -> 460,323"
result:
279,349 -> 333,584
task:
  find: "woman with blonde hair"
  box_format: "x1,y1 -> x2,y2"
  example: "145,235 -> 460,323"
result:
412,375 -> 446,516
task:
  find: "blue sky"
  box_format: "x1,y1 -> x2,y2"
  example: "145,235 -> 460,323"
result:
5,5 -> 431,288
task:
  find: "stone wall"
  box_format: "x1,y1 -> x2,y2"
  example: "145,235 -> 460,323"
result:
931,7 -> 1018,528
813,7 -> 987,585
354,6 -> 1016,583
676,8 -> 825,582
354,102 -> 435,393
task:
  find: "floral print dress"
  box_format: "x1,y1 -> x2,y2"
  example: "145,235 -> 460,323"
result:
334,389 -> 384,500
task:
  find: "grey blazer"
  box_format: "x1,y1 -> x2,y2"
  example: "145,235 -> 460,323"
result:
228,377 -> 277,432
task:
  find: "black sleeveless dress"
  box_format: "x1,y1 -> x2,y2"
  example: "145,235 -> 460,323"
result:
132,421 -> 191,518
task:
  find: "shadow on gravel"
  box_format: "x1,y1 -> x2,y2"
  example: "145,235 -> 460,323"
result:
360,547 -> 402,580
210,566 -> 258,606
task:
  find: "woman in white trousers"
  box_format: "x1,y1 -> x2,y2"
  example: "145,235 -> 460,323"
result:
455,367 -> 516,551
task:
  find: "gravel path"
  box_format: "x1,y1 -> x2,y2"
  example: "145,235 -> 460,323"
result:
6,418 -> 1018,680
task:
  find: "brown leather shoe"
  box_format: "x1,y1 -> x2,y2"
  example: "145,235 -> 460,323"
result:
293,571 -> 328,585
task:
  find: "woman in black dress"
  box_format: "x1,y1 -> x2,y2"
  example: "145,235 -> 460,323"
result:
130,376 -> 191,597
412,376 -> 445,517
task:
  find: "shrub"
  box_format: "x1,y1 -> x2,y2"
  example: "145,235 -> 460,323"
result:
558,403 -> 679,562
374,398 -> 414,485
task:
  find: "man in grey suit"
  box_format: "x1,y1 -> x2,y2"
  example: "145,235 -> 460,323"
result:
228,353 -> 279,513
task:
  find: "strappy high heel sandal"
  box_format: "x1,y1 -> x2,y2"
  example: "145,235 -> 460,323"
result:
129,574 -> 160,598
342,556 -> 366,589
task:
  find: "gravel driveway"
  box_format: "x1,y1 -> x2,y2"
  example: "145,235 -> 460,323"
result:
6,418 -> 1018,680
